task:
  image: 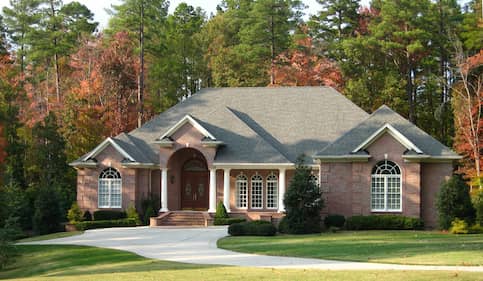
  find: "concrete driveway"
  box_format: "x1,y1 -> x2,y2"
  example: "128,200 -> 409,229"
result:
21,226 -> 483,272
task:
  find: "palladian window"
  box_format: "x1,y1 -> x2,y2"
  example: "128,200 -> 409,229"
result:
266,173 -> 278,209
251,174 -> 263,209
98,167 -> 122,208
371,160 -> 401,212
236,174 -> 248,209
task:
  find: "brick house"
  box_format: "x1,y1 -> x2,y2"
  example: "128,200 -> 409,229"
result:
70,87 -> 461,228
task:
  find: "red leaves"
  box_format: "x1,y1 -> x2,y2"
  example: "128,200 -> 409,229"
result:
271,36 -> 344,90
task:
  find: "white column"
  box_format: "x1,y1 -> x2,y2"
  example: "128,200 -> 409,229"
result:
208,168 -> 217,213
223,168 -> 231,212
160,168 -> 169,212
278,168 -> 286,213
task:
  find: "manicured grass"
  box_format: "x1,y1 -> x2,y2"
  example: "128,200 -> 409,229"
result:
1,245 -> 482,281
16,231 -> 83,243
218,230 -> 483,266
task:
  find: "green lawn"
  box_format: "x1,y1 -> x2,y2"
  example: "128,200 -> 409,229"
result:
1,245 -> 482,281
218,230 -> 483,266
16,231 -> 83,243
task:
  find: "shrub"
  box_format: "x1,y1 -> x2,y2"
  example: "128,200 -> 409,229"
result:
214,217 -> 246,225
143,208 -> 156,226
93,210 -> 126,221
283,157 -> 324,234
436,175 -> 475,230
215,201 -> 228,219
345,215 -> 424,230
33,185 -> 63,235
450,218 -> 469,234
472,189 -> 483,226
141,197 -> 158,225
73,218 -> 137,231
228,221 -> 277,236
67,202 -> 83,224
83,211 -> 92,221
0,229 -> 16,270
126,204 -> 141,224
469,224 -> 483,234
324,215 -> 345,228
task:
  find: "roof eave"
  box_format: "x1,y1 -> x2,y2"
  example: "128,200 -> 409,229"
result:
313,155 -> 371,163
121,162 -> 160,169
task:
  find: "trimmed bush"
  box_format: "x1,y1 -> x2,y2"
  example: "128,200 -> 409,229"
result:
450,218 -> 469,234
141,197 -> 158,225
324,214 -> 345,228
228,220 -> 277,236
73,218 -> 137,231
67,202 -> 83,223
215,201 -> 228,219
126,204 -> 141,224
345,215 -> 424,230
436,175 -> 475,230
214,217 -> 246,225
93,210 -> 126,221
83,211 -> 92,221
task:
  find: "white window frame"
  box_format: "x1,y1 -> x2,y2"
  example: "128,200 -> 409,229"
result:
98,168 -> 122,209
370,161 -> 402,212
236,174 -> 248,209
266,173 -> 278,210
251,174 -> 263,209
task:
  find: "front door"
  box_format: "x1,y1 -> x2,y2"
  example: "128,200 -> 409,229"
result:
181,159 -> 209,210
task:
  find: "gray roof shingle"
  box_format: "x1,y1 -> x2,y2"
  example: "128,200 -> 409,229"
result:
315,105 -> 459,158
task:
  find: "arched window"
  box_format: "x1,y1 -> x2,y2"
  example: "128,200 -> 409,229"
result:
236,174 -> 248,209
251,174 -> 263,209
98,168 -> 122,208
309,173 -> 319,186
266,173 -> 278,209
371,160 -> 401,212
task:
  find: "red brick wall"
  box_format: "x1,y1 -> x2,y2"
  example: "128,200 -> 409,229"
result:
76,144 -> 136,213
421,163 -> 453,228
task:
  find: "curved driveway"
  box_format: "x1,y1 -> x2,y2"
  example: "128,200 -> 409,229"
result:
21,226 -> 483,272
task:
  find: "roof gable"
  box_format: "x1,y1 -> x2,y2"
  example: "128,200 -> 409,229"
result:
352,123 -> 423,154
158,114 -> 217,141
83,137 -> 135,162
315,105 -> 460,161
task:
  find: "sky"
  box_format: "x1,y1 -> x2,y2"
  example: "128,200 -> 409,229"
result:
0,0 -> 347,29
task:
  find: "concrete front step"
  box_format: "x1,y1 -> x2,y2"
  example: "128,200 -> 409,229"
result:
150,211 -> 211,227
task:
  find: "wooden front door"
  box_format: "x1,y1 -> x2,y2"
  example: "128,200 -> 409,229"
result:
181,159 -> 209,210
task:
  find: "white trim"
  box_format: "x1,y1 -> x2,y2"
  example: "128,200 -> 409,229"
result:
85,137 -> 135,162
352,123 -> 423,154
235,173 -> 248,209
250,174 -> 264,210
160,168 -> 169,212
266,172 -> 278,210
208,168 -> 217,213
214,163 -> 294,170
98,168 -> 122,209
370,161 -> 403,212
121,162 -> 159,169
159,115 -> 216,140
223,168 -> 231,212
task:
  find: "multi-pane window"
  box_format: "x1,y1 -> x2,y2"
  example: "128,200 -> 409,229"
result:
371,160 -> 401,212
251,174 -> 263,209
309,174 -> 319,186
266,173 -> 278,209
98,167 -> 122,208
236,174 -> 248,209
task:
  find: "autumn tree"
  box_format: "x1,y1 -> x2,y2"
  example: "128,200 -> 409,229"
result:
452,48 -> 483,189
272,35 -> 343,89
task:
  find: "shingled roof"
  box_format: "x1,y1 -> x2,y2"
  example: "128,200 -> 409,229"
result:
72,87 -> 459,167
314,105 -> 461,160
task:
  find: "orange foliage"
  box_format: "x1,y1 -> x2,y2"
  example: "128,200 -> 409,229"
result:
271,36 -> 344,91
453,50 -> 483,185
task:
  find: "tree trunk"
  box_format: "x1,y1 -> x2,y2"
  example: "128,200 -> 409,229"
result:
137,0 -> 144,128
50,0 -> 61,103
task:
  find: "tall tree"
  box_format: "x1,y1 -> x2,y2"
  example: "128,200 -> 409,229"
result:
308,0 -> 359,59
108,0 -> 169,127
452,48 -> 483,189
370,0 -> 433,123
2,0 -> 41,74
238,0 -> 303,85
